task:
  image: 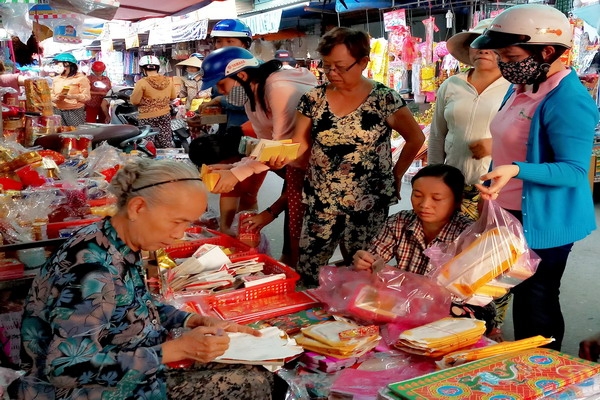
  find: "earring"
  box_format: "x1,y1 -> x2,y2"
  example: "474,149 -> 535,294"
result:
130,218 -> 135,222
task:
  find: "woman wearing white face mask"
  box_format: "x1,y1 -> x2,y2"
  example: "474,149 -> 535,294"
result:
472,4 -> 598,351
51,53 -> 91,127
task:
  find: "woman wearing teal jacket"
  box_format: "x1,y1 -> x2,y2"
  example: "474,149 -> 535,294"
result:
473,4 -> 598,351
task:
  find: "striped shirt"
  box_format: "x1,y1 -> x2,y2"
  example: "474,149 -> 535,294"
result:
368,210 -> 473,275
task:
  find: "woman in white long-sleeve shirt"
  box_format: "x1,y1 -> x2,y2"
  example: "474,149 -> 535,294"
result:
428,19 -> 510,218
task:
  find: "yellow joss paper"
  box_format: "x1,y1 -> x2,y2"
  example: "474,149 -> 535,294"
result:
155,248 -> 177,269
438,335 -> 555,369
200,164 -> 220,192
394,317 -> 487,357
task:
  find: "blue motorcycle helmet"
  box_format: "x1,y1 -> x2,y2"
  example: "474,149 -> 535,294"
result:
211,19 -> 252,38
211,19 -> 253,48
200,47 -> 260,91
53,52 -> 77,64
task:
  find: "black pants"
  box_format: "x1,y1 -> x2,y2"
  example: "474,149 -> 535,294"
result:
507,209 -> 573,351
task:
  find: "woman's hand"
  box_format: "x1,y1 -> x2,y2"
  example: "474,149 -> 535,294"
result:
469,138 -> 492,160
475,164 -> 520,200
267,155 -> 290,170
242,211 -> 275,231
353,250 -> 380,272
212,170 -> 239,193
162,325 -> 229,364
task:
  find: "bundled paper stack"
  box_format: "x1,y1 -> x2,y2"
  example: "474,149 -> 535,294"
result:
387,348 -> 600,400
248,138 -> 300,162
295,320 -> 381,359
436,226 -> 533,306
394,317 -> 486,357
163,245 -> 267,293
200,165 -> 220,192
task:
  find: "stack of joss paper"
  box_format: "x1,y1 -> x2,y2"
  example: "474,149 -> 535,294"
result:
394,317 -> 486,357
295,320 -> 381,359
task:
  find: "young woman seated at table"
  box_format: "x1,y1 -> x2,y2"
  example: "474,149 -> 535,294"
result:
353,164 -> 496,332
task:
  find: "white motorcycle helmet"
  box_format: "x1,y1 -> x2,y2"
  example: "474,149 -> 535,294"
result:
139,55 -> 160,67
471,4 -> 573,50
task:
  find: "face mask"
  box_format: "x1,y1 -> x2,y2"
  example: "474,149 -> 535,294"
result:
54,64 -> 65,75
498,55 -> 547,85
186,72 -> 201,80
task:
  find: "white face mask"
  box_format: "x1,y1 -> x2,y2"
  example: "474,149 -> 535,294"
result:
54,64 -> 65,75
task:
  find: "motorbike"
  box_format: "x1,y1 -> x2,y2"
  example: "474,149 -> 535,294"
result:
34,124 -> 158,157
170,100 -> 190,153
34,88 -> 158,156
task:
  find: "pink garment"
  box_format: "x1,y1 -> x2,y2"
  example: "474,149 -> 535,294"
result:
232,67 -> 317,181
244,67 -> 317,141
230,157 -> 270,182
491,68 -> 570,210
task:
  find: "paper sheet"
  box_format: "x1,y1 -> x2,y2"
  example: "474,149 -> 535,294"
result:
215,327 -> 304,362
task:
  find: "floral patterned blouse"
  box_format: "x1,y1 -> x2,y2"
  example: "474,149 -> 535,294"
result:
19,218 -> 191,400
297,81 -> 406,215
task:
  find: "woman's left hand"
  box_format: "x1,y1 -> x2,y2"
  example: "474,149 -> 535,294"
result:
242,211 -> 274,231
475,164 -> 519,200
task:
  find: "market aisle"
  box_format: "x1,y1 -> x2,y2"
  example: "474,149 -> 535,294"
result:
207,171 -> 600,359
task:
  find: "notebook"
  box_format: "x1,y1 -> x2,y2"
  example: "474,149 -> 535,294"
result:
388,348 -> 600,400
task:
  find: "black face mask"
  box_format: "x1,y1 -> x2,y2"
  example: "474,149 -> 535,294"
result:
498,55 -> 549,85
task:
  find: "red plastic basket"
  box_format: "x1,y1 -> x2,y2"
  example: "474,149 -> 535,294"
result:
164,229 -> 256,259
204,254 -> 300,307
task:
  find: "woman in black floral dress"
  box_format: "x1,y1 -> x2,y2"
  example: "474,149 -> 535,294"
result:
291,27 -> 425,287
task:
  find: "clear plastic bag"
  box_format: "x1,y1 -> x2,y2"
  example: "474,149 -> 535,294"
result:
311,265 -> 452,327
425,199 -> 541,306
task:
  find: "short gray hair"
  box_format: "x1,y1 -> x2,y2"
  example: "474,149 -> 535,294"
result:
109,158 -> 203,209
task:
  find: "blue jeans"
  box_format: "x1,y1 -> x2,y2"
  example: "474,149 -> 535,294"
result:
508,210 -> 573,350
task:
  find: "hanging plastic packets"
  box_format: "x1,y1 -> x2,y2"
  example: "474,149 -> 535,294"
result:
0,4 -> 33,44
420,64 -> 436,92
48,0 -> 119,21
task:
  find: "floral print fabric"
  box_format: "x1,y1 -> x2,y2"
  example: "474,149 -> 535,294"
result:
19,218 -> 190,400
297,81 -> 406,215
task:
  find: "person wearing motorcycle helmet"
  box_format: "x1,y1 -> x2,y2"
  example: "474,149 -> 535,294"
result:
198,46 -> 317,268
130,55 -> 177,148
196,18 -> 254,132
85,60 -> 112,123
472,4 -> 598,351
51,52 -> 91,127
176,56 -> 210,110
211,19 -> 253,49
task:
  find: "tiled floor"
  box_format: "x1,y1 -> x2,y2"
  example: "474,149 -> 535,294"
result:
207,172 -> 600,358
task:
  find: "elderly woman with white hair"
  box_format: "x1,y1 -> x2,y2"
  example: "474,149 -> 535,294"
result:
18,158 -> 274,399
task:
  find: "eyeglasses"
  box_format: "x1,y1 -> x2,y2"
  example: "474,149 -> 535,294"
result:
317,60 -> 359,75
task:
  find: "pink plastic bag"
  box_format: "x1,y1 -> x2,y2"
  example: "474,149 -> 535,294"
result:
425,200 -> 541,306
311,265 -> 452,326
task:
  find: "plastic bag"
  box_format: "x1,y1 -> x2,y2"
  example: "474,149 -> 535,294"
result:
426,199 -> 541,306
311,265 -> 452,327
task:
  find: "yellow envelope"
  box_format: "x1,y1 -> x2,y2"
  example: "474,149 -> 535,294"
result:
200,164 -> 220,192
